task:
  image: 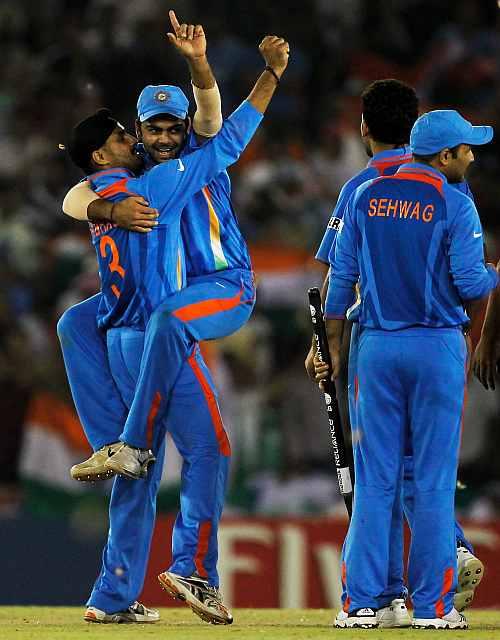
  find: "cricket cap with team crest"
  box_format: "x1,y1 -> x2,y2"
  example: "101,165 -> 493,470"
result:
136,85 -> 189,122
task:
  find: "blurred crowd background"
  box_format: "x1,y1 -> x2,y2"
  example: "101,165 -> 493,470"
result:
1,0 -> 500,526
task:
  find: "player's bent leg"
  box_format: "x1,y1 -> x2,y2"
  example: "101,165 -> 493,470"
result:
57,294 -> 128,480
117,269 -> 254,456
158,347 -> 232,625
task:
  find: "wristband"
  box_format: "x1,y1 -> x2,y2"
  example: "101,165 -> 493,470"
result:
265,65 -> 280,85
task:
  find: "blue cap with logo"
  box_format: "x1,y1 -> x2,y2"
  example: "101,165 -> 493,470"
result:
410,110 -> 493,155
137,85 -> 189,122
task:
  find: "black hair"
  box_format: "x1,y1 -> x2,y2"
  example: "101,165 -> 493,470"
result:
413,144 -> 461,165
361,79 -> 419,146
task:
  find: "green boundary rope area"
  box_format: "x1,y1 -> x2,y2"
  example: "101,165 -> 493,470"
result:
2,608 -> 500,640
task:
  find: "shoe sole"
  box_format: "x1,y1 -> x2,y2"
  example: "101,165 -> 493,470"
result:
412,622 -> 468,629
71,469 -> 115,482
455,556 -> 484,612
158,573 -> 232,625
335,621 -> 379,628
84,610 -> 158,624
458,556 -> 484,591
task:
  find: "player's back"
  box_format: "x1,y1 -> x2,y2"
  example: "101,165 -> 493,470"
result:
352,163 -> 472,329
88,169 -> 185,330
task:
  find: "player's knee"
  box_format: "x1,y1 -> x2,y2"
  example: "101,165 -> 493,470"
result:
56,306 -> 79,340
147,306 -> 182,339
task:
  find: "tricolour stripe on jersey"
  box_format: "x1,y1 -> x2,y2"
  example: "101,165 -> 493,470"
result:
176,247 -> 183,290
202,186 -> 228,271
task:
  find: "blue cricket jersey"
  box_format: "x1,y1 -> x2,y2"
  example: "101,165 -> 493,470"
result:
315,147 -> 413,265
181,133 -> 252,277
88,100 -> 262,330
326,162 -> 498,329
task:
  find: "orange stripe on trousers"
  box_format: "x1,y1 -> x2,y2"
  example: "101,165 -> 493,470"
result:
146,391 -> 162,449
194,521 -> 212,578
188,353 -> 231,456
435,566 -> 454,617
342,561 -> 351,612
172,289 -> 243,323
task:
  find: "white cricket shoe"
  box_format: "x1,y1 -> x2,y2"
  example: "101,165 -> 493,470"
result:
158,571 -> 233,625
454,546 -> 484,611
335,607 -> 378,628
412,607 -> 468,629
84,601 -> 159,623
376,598 -> 412,627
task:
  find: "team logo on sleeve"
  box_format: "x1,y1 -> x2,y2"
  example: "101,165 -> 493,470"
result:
154,91 -> 170,102
327,216 -> 344,232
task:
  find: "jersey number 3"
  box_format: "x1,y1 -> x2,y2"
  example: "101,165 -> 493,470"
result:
100,236 -> 125,298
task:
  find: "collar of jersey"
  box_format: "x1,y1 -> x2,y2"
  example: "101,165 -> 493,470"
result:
367,145 -> 411,166
396,162 -> 446,181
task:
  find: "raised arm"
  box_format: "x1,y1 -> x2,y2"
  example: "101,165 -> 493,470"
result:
135,35 -> 290,213
167,10 -> 222,139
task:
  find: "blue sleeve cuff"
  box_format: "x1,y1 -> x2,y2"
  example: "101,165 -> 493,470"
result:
236,100 -> 264,124
486,264 -> 500,288
325,278 -> 356,317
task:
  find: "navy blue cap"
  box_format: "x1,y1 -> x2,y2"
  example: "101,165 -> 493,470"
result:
410,110 -> 493,155
137,85 -> 189,122
67,108 -> 122,171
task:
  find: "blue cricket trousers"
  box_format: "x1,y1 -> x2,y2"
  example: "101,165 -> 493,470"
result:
57,268 -> 254,455
344,327 -> 466,619
119,268 -> 255,450
87,330 -> 230,614
57,270 -> 255,454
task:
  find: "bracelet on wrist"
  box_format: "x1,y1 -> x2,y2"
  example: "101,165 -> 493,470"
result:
264,65 -> 280,85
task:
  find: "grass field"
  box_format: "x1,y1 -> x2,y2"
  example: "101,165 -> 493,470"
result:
2,608 -> 500,640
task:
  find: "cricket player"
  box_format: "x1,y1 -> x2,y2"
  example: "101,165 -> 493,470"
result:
308,80 -> 485,622
62,34 -> 289,624
60,12 -> 281,479
60,11 -> 258,483
323,110 -> 498,628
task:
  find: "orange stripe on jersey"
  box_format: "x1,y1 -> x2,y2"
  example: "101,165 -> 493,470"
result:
386,172 -> 444,195
188,352 -> 231,456
172,289 -> 244,323
435,566 -> 454,618
194,521 -> 212,578
371,155 -> 412,175
146,391 -> 162,449
96,177 -> 133,199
